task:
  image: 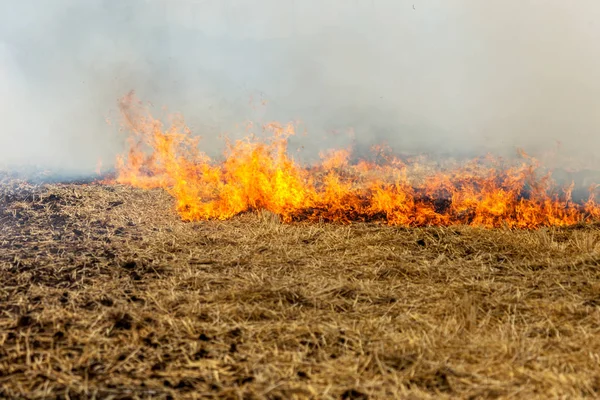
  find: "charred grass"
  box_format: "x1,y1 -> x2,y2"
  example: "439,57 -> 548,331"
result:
2,175 -> 600,399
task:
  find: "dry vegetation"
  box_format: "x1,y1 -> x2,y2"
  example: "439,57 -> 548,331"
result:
2,173 -> 600,399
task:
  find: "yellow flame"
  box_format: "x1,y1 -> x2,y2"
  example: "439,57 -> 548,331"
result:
112,92 -> 600,228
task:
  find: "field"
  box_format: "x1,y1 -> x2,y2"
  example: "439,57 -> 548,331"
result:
2,175 -> 600,399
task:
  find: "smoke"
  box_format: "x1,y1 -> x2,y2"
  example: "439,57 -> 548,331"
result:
1,0 -> 600,176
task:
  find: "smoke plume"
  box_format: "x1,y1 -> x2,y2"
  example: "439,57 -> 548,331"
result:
1,0 -> 599,176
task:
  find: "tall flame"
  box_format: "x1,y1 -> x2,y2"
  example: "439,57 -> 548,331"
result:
112,92 -> 600,228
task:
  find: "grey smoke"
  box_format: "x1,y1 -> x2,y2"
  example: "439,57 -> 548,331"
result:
1,0 -> 599,176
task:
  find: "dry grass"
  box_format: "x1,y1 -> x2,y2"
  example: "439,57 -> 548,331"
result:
2,174 -> 600,399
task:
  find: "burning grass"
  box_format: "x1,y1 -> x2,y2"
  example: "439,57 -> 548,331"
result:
112,92 -> 600,229
2,174 -> 600,399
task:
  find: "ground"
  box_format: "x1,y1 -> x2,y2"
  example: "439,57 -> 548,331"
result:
1,175 -> 600,399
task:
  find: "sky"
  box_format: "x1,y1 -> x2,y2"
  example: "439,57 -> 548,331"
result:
1,0 -> 600,175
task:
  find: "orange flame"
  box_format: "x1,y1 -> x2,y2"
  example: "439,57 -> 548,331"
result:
112,92 -> 600,228
95,158 -> 103,176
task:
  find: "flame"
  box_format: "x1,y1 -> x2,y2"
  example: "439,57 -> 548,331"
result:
95,157 -> 104,176
112,92 -> 600,228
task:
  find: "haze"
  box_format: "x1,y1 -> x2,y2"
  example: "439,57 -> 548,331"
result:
1,0 -> 599,175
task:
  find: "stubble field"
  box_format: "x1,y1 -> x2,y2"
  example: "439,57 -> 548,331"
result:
2,175 -> 600,399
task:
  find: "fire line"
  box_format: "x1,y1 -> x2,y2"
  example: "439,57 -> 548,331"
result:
110,92 -> 600,229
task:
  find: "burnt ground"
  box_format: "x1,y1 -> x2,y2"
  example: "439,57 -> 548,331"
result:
1,176 -> 600,399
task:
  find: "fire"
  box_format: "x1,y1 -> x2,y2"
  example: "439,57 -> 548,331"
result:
95,158 -> 103,176
112,92 -> 600,228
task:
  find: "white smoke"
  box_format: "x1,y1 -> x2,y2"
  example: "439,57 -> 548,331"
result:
1,0 -> 599,176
